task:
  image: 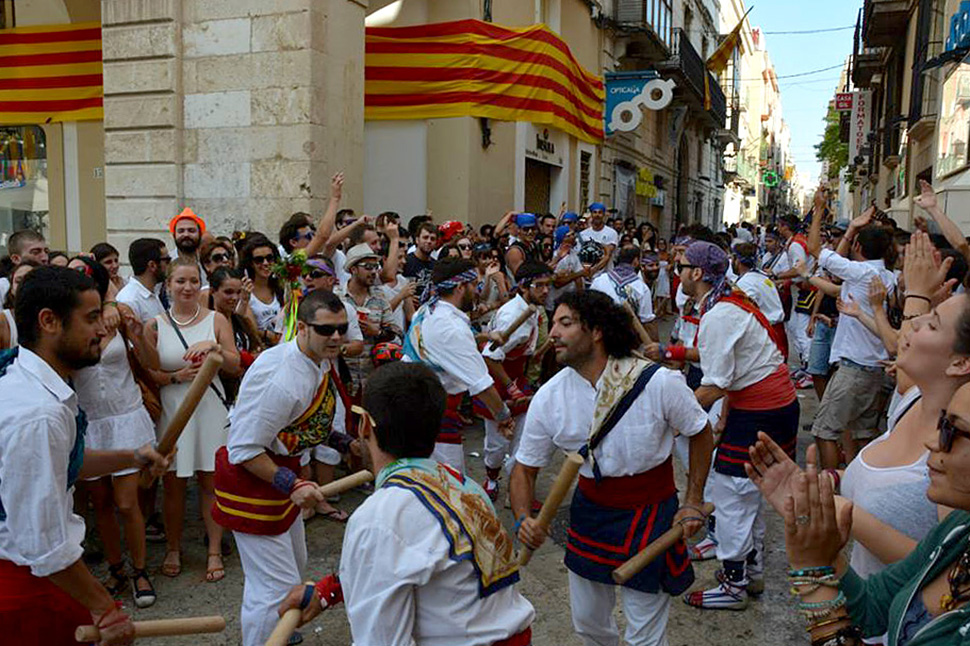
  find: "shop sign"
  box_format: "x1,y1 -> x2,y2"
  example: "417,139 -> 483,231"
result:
835,92 -> 854,112
525,124 -> 564,166
605,71 -> 676,136
849,90 -> 872,163
635,168 -> 658,198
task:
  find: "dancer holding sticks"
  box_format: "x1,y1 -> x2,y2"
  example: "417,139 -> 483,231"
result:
510,290 -> 713,646
0,267 -> 171,646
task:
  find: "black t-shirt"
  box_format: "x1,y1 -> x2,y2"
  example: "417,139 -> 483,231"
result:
403,252 -> 435,303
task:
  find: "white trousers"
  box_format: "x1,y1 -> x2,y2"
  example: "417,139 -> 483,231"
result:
432,441 -> 465,473
568,572 -> 671,646
787,311 -> 812,364
708,471 -> 764,564
235,518 -> 307,646
483,415 -> 525,472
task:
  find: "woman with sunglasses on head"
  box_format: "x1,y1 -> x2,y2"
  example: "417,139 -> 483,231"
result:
144,256 -> 241,584
67,257 -> 163,609
239,235 -> 285,347
455,236 -> 474,260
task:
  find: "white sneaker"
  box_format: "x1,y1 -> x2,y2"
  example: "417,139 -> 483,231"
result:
683,576 -> 749,611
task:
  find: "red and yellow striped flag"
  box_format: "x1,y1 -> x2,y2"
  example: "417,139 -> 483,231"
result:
0,21 -> 103,125
365,20 -> 604,143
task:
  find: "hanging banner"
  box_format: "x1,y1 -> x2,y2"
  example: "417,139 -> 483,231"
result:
0,22 -> 103,124
849,90 -> 872,163
604,71 -> 676,136
835,92 -> 854,112
365,20 -> 605,143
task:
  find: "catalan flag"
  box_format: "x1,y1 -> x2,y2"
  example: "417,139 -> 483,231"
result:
365,20 -> 604,143
0,21 -> 103,125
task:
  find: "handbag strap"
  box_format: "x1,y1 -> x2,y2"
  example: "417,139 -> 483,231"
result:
164,309 -> 230,411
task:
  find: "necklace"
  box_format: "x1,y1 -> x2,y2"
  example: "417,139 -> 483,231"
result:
170,304 -> 201,326
942,544 -> 970,612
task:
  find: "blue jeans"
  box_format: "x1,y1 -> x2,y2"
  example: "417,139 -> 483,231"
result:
807,320 -> 835,376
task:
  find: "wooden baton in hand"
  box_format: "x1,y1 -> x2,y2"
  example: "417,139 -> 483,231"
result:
488,305 -> 537,351
265,608 -> 305,646
76,616 -> 225,641
318,470 -> 373,499
139,352 -> 224,488
623,300 -> 653,345
612,502 -> 715,584
518,452 -> 584,566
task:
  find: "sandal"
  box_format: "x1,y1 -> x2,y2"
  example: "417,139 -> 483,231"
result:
161,550 -> 181,578
206,553 -> 225,583
131,568 -> 157,608
105,563 -> 128,596
316,506 -> 349,523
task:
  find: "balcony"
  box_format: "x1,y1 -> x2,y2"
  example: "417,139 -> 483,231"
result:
853,47 -> 886,88
863,0 -> 913,48
614,0 -> 673,63
655,29 -> 727,127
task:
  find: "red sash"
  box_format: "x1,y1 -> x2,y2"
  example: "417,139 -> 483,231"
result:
494,627 -> 532,646
212,449 -> 302,535
695,291 -> 786,358
0,559 -> 91,645
577,458 -> 676,509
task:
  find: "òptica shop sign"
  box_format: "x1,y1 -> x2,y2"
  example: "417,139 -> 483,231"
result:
604,71 -> 676,136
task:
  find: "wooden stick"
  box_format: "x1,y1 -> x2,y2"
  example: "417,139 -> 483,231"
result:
623,300 -> 653,345
318,470 -> 373,499
612,502 -> 715,584
488,305 -> 536,351
518,452 -> 584,566
139,352 -> 224,488
76,616 -> 225,641
265,580 -> 315,646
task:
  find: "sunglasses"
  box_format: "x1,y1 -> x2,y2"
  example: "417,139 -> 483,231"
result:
677,263 -> 696,273
308,322 -> 349,337
357,262 -> 381,271
209,253 -> 230,264
351,404 -> 377,430
938,410 -> 970,452
308,270 -> 333,280
519,226 -> 537,233
159,255 -> 172,263
253,254 -> 275,265
294,231 -> 314,242
457,243 -> 473,250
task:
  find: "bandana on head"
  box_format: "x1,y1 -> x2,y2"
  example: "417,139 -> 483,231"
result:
515,213 -> 537,228
641,251 -> 659,264
673,235 -> 693,247
589,202 -> 606,213
554,225 -> 571,249
733,248 -> 759,270
685,241 -> 733,313
562,211 -> 579,223
306,259 -> 335,277
429,268 -> 479,310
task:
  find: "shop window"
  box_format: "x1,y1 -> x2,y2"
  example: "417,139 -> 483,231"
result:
937,59 -> 970,179
0,126 -> 49,256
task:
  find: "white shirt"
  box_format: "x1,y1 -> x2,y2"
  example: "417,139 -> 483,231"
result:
227,341 -> 345,463
761,250 -> 790,275
590,271 -> 655,323
0,277 -> 8,306
0,348 -> 86,576
736,270 -> 785,325
547,250 -> 583,310
249,293 -> 281,333
382,275 -> 410,333
333,249 -> 350,285
482,294 -> 539,363
818,248 -> 895,367
403,301 -> 494,396
341,485 -> 535,646
698,299 -> 784,391
786,237 -> 814,294
116,277 -> 165,322
516,365 -> 708,478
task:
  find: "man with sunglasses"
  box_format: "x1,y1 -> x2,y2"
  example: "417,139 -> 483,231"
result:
479,261 -> 552,501
338,244 -> 402,396
403,258 -> 515,472
277,362 -> 535,645
212,289 -> 358,646
505,213 -> 539,277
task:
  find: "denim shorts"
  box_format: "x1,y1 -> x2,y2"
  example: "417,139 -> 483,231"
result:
806,321 -> 836,376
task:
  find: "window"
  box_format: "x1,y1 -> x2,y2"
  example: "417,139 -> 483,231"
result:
936,60 -> 970,179
0,126 -> 49,256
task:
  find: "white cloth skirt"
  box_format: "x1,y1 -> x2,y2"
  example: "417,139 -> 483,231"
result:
655,262 -> 671,298
84,405 -> 156,477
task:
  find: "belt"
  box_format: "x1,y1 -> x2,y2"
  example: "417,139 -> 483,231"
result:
839,358 -> 883,373
494,626 -> 531,646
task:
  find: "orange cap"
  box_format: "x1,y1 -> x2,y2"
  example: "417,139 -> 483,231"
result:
169,208 -> 206,236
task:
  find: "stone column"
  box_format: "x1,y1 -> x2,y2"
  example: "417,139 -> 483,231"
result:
101,0 -> 366,253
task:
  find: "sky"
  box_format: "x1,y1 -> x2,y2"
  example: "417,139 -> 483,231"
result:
744,1 -> 862,186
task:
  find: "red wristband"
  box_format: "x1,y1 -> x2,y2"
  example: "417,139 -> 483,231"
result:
95,601 -> 129,630
664,344 -> 688,362
240,349 -> 255,368
290,480 -> 317,495
315,573 -> 344,607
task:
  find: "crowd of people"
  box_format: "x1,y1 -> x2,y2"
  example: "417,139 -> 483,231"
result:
2,172 -> 970,646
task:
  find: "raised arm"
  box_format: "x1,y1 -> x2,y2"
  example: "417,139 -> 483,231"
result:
305,172 -> 344,259
915,179 -> 970,263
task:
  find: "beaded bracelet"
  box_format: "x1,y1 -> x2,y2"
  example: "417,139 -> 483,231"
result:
806,615 -> 851,634
789,566 -> 836,578
799,591 -> 846,611
272,467 -> 299,494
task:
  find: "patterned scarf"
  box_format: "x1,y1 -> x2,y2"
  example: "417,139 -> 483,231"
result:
428,269 -> 479,311
379,457 -> 520,597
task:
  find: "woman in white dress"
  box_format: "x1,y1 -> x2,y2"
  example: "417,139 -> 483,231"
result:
654,237 -> 672,316
146,257 -> 241,582
70,257 -> 161,607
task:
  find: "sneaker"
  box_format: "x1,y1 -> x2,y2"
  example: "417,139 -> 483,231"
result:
688,536 -> 718,561
483,479 -> 499,502
287,631 -> 304,645
718,567 -> 763,596
683,577 -> 749,611
795,375 -> 814,390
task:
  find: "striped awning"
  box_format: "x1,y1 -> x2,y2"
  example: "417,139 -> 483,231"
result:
365,20 -> 604,143
0,21 -> 103,125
